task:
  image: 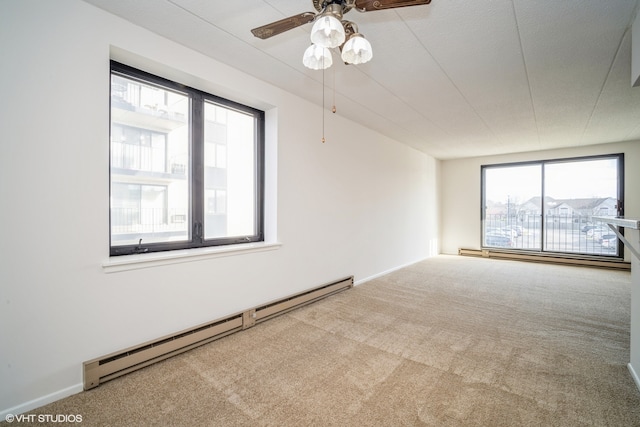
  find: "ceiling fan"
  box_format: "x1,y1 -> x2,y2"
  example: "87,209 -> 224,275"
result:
251,0 -> 432,69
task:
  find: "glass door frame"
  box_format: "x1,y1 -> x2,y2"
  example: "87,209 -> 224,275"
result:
481,153 -> 624,258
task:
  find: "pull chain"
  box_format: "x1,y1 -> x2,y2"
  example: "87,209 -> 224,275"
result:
322,61 -> 325,143
332,65 -> 337,114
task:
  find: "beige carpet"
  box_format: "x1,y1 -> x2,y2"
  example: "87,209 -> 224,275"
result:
14,256 -> 640,426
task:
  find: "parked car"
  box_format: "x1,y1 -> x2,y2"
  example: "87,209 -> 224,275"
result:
485,233 -> 512,247
486,228 -> 518,239
581,224 -> 597,233
509,225 -> 523,237
587,227 -> 609,239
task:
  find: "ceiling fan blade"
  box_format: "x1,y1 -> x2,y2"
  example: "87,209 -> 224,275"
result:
251,12 -> 316,39
355,0 -> 432,12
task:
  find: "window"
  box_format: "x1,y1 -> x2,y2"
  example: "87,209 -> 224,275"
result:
481,154 -> 624,257
110,62 -> 264,256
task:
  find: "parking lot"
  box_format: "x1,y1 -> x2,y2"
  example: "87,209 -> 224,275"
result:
484,217 -> 619,256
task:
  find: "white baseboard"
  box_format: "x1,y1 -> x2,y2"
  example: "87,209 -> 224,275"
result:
629,363 -> 640,393
354,257 -> 429,286
0,383 -> 83,420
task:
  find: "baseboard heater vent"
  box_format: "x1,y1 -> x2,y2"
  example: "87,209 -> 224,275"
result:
458,248 -> 630,271
83,276 -> 354,390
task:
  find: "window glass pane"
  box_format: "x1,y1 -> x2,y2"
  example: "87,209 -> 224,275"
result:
203,101 -> 255,240
111,183 -> 141,230
110,62 -> 263,256
110,74 -> 190,247
543,158 -> 620,256
483,164 -> 542,250
482,155 -> 622,257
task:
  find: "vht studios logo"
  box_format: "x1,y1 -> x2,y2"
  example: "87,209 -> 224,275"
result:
5,413 -> 83,423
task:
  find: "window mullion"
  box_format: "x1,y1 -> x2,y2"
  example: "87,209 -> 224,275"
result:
540,163 -> 546,253
191,93 -> 205,247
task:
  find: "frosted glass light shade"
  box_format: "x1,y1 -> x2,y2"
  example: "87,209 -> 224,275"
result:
310,15 -> 345,48
341,34 -> 373,65
302,44 -> 333,70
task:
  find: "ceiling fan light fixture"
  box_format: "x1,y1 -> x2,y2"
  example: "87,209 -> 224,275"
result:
310,10 -> 345,48
341,33 -> 373,65
302,44 -> 333,70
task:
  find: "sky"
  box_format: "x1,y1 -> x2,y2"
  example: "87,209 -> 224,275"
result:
485,158 -> 618,205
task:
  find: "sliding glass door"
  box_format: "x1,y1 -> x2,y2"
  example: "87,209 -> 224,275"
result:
482,154 -> 623,257
483,163 -> 542,250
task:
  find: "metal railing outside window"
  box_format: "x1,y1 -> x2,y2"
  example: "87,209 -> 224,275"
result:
485,213 -> 619,256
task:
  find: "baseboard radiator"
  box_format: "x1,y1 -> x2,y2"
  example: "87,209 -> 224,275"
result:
83,276 -> 354,390
459,248 -> 630,270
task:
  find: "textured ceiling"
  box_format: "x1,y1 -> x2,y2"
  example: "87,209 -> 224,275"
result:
84,0 -> 640,159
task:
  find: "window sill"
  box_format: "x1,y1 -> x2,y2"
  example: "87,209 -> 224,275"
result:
102,241 -> 282,273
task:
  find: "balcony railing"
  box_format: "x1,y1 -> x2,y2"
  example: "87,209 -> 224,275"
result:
484,214 -> 619,256
111,207 -> 188,235
111,141 -> 163,173
111,142 -> 187,178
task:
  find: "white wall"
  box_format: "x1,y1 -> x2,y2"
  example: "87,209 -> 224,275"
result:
0,0 -> 439,415
630,229 -> 640,392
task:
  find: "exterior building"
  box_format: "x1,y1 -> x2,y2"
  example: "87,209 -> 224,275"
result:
110,73 -> 191,246
110,74 -> 233,247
